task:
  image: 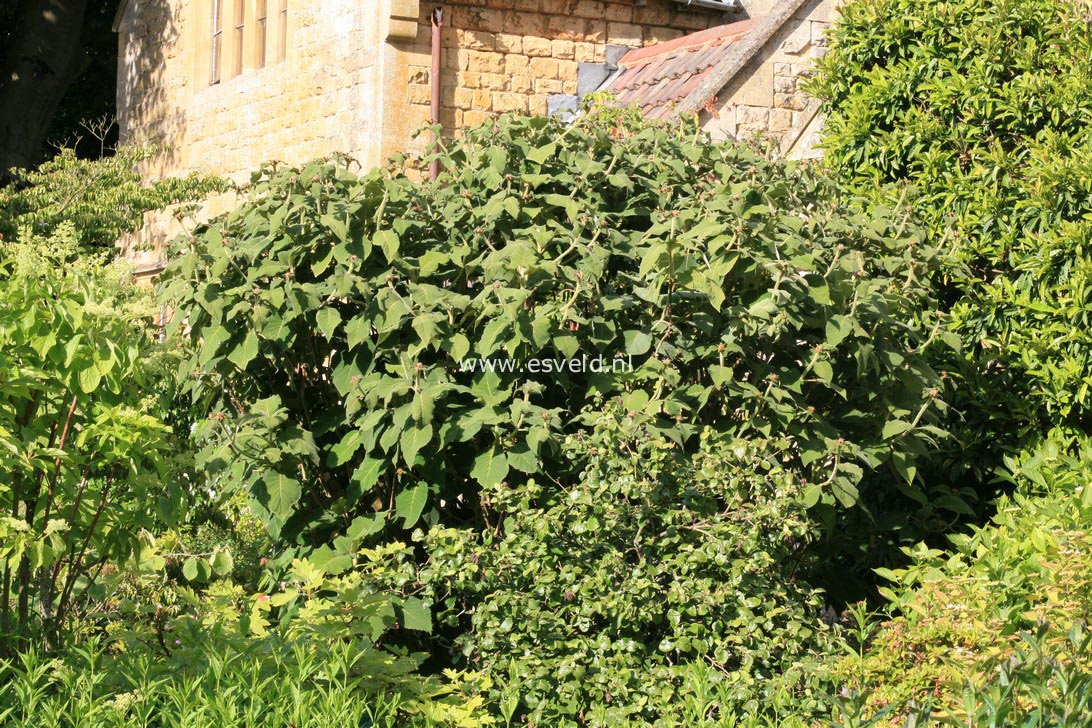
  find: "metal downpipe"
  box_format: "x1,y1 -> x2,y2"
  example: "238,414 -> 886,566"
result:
429,8 -> 443,181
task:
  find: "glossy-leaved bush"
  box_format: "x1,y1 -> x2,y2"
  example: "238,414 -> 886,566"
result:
810,0 -> 1092,442
163,111 -> 952,550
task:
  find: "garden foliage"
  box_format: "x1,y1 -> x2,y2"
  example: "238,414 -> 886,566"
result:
811,0 -> 1092,439
0,228 -> 469,723
811,0 -> 1092,721
0,634 -> 488,727
0,146 -> 223,254
0,237 -> 176,650
835,436 -> 1092,724
164,111 -> 952,552
420,408 -> 834,725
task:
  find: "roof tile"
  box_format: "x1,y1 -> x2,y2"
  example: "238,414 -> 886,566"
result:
600,18 -> 756,117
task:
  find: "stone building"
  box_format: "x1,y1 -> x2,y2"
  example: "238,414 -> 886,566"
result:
597,0 -> 832,157
113,0 -> 835,275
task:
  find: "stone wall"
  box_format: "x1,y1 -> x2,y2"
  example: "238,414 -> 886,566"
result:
115,0 -> 385,183
117,0 -> 835,183
114,0 -> 825,271
701,0 -> 835,155
380,0 -> 733,160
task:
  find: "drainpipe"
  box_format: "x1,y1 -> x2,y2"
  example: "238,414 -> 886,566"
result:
429,8 -> 443,181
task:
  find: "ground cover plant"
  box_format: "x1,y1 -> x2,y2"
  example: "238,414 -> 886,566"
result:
0,635 -> 484,728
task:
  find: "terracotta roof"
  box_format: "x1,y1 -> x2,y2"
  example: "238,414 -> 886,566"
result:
600,19 -> 757,120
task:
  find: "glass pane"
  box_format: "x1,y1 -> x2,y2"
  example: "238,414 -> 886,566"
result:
210,0 -> 222,84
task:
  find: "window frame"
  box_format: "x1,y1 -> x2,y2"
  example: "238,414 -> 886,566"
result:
210,0 -> 223,85
231,0 -> 246,77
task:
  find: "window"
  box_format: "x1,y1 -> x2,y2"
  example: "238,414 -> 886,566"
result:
256,0 -> 267,68
210,0 -> 222,84
232,0 -> 245,77
276,0 -> 287,63
205,0 -> 285,86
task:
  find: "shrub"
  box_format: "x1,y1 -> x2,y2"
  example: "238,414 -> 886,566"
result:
163,111 -> 952,550
418,406 -> 835,725
833,435 -> 1092,723
810,0 -> 1092,441
0,145 -> 224,255
0,236 -> 180,651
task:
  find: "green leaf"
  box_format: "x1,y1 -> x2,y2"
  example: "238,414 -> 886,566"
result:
825,316 -> 853,348
399,424 -> 433,466
882,420 -> 913,440
261,471 -> 302,520
77,365 -> 101,393
527,143 -> 557,165
394,482 -> 429,527
507,443 -> 539,474
211,550 -> 234,576
449,333 -> 470,362
346,514 -> 384,540
709,365 -> 734,386
802,484 -> 822,508
831,476 -> 859,508
526,425 -> 551,453
398,596 -> 432,633
316,308 -> 342,339
227,331 -> 260,369
471,447 -> 509,486
198,326 -> 231,366
892,451 -> 918,486
351,458 -> 386,492
624,330 -> 652,356
330,430 -> 364,467
374,230 -> 399,261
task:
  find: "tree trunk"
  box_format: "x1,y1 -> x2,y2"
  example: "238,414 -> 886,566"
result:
0,0 -> 89,181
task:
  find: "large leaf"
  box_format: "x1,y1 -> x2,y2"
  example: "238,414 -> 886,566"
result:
260,471 -> 302,520
399,424 -> 433,466
398,596 -> 432,633
227,331 -> 259,369
394,482 -> 429,527
471,447 -> 509,487
315,308 -> 342,339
